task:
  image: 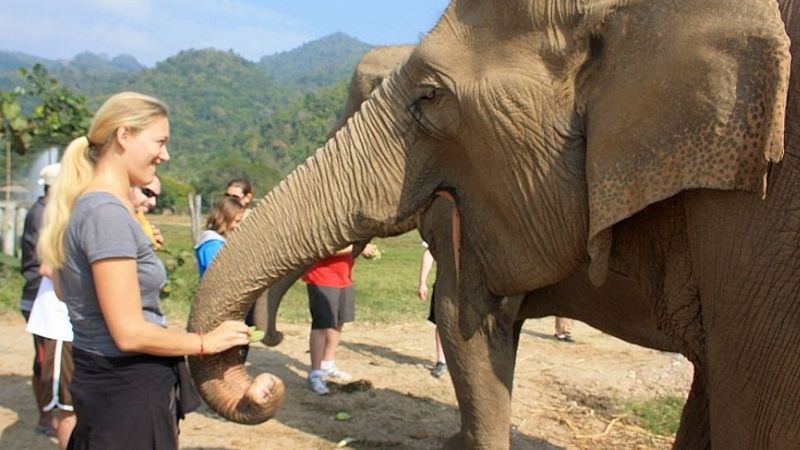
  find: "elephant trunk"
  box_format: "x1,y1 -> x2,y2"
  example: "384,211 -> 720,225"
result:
186,73 -> 417,424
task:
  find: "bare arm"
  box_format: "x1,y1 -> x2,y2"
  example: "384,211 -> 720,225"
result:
332,244 -> 354,256
417,249 -> 434,300
93,258 -> 250,356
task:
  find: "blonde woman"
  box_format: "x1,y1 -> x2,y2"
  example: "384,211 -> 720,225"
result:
38,92 -> 255,449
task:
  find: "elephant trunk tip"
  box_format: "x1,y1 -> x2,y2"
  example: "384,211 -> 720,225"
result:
233,373 -> 286,424
190,354 -> 286,425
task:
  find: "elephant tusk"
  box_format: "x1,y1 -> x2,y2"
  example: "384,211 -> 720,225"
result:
433,190 -> 461,283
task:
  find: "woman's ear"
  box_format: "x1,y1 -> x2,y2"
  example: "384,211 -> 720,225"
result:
579,0 -> 789,284
115,126 -> 131,151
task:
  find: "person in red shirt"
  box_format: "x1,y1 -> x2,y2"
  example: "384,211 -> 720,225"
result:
303,243 -> 378,395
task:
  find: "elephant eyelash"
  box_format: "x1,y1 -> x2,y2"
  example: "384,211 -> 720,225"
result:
407,100 -> 438,137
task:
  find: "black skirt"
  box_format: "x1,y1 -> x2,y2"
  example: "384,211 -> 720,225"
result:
67,348 -> 200,450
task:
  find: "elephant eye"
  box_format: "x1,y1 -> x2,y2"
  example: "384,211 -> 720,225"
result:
408,83 -> 450,138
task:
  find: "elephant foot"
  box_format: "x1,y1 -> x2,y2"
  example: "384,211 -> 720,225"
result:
262,330 -> 284,347
442,431 -> 509,450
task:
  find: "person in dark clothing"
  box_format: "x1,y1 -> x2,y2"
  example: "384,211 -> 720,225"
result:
20,162 -> 60,436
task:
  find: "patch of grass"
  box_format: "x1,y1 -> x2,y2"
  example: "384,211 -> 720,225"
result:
0,253 -> 24,312
623,395 -> 685,436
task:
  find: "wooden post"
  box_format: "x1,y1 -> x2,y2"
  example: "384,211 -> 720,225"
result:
2,201 -> 16,256
193,194 -> 202,244
0,204 -> 4,254
188,193 -> 203,244
15,205 -> 26,257
188,193 -> 197,244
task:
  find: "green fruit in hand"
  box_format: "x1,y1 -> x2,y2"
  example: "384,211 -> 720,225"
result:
249,326 -> 265,342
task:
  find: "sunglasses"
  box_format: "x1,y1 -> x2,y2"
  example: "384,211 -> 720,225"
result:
140,187 -> 160,199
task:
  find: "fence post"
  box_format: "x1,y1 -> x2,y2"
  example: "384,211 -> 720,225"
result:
193,194 -> 202,244
188,193 -> 202,244
2,202 -> 17,256
16,206 -> 27,254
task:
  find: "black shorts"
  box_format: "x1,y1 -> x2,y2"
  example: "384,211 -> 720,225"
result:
38,338 -> 74,411
427,282 -> 438,325
308,284 -> 355,329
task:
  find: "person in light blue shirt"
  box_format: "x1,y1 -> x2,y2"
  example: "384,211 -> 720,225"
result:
194,196 -> 245,276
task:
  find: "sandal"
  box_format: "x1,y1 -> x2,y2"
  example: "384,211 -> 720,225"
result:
35,425 -> 58,437
554,333 -> 575,343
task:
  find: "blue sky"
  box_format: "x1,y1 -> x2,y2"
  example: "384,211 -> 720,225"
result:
1,0 -> 449,66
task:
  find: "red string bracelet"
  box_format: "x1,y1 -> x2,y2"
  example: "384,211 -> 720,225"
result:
199,333 -> 205,356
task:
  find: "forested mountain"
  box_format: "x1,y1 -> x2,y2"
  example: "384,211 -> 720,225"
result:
0,34 -> 373,207
0,51 -> 144,95
0,51 -> 58,87
259,32 -> 372,91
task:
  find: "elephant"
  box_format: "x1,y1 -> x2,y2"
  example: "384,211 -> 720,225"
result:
257,44 -> 674,354
187,1 -> 800,448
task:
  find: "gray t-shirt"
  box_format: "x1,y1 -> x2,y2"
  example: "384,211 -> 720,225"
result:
60,192 -> 167,357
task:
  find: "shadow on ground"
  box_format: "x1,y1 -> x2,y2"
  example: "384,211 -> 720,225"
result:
0,374 -> 60,450
191,343 -> 561,449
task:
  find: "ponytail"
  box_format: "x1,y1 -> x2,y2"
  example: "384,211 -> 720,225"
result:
38,136 -> 95,269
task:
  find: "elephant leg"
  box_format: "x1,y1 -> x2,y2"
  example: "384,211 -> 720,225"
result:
673,370 -> 710,450
255,267 -> 308,347
685,190 -> 800,448
432,242 -> 523,449
437,290 -> 523,449
421,195 -> 522,449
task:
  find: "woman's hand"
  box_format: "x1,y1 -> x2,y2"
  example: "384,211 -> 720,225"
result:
417,283 -> 428,301
150,224 -> 165,249
200,320 -> 251,354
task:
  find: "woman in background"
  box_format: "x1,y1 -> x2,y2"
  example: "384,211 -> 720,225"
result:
194,196 -> 245,276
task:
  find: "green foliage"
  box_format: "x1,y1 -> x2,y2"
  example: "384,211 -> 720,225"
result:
117,49 -> 294,202
158,174 -> 195,214
623,395 -> 685,436
260,80 -> 350,173
0,253 -> 23,311
259,33 -> 372,92
150,221 -> 199,320
0,64 -> 92,156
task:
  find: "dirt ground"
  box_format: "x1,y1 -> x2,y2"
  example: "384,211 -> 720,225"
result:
0,313 -> 692,449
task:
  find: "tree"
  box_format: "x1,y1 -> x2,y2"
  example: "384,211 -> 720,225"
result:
0,64 -> 91,200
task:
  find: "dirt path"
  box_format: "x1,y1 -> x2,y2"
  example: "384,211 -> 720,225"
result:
0,313 -> 692,449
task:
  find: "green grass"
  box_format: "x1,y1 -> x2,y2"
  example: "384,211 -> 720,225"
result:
623,395 -> 685,436
0,219 -> 432,325
276,232 -> 430,323
0,253 -> 24,312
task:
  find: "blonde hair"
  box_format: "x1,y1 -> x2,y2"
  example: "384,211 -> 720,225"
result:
206,196 -> 245,237
38,92 -> 168,268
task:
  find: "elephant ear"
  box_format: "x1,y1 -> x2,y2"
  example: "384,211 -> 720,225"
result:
580,0 -> 789,285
